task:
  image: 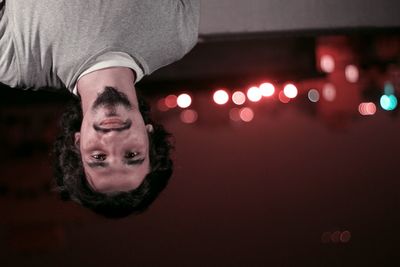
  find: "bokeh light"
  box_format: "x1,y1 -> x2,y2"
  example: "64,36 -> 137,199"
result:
177,93 -> 192,108
308,89 -> 320,102
278,90 -> 290,103
157,98 -> 169,112
229,108 -> 241,122
180,109 -> 198,124
384,82 -> 395,95
380,94 -> 398,111
213,89 -> 229,105
331,231 -> 341,244
283,83 -> 298,99
340,231 -> 352,243
239,107 -> 254,122
320,54 -> 335,73
232,91 -> 246,105
247,86 -> 262,102
322,83 -> 336,102
259,82 -> 275,97
358,102 -> 376,116
345,64 -> 359,83
165,94 -> 178,109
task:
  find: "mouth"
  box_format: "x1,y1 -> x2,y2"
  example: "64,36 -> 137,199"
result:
99,117 -> 127,129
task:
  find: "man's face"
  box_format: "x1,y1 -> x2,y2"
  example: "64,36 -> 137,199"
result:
74,87 -> 152,193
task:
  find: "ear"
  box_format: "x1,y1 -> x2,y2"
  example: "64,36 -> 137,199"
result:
146,124 -> 154,133
74,132 -> 81,148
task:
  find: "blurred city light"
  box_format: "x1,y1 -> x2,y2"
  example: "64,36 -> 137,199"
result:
283,83 -> 298,98
259,82 -> 275,97
308,89 -> 320,102
239,107 -> 254,122
213,89 -> 229,105
358,102 -> 377,116
331,231 -> 341,243
278,90 -> 290,103
180,109 -> 198,124
345,64 -> 359,83
384,82 -> 395,95
157,98 -> 169,112
165,94 -> 178,108
229,107 -> 241,122
380,94 -> 398,111
321,230 -> 352,244
340,231 -> 352,243
320,54 -> 335,73
247,86 -> 262,102
322,83 -> 336,102
177,93 -> 192,108
232,91 -> 246,105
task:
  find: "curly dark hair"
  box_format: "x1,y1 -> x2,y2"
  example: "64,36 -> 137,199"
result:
52,94 -> 173,218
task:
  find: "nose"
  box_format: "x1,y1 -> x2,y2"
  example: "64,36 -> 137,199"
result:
99,129 -> 129,144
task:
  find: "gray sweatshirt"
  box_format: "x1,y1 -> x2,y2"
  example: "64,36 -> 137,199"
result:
0,0 -> 200,92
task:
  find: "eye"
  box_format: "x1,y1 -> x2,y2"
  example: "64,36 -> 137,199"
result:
125,152 -> 139,159
92,154 -> 106,161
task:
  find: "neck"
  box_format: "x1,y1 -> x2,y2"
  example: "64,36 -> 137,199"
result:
77,67 -> 138,114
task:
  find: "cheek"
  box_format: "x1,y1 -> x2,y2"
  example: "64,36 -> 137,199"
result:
79,130 -> 98,149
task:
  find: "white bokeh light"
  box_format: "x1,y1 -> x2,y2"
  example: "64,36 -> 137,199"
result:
213,89 -> 229,105
259,82 -> 275,97
177,93 -> 192,108
320,54 -> 335,73
322,84 -> 336,102
232,91 -> 246,105
345,65 -> 359,83
308,89 -> 320,102
247,86 -> 262,102
283,84 -> 298,99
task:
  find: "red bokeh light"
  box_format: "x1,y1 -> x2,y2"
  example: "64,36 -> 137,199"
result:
229,108 -> 241,122
278,91 -> 290,103
180,109 -> 198,124
165,94 -> 178,108
239,107 -> 254,122
358,102 -> 376,116
157,98 -> 169,112
340,231 -> 352,243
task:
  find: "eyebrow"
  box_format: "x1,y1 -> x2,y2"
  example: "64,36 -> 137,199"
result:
86,158 -> 145,168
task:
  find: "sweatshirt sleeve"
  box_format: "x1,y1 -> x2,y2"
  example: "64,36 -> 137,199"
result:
178,0 -> 201,54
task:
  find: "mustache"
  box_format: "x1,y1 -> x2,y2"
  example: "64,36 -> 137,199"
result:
93,119 -> 132,133
93,86 -> 132,110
